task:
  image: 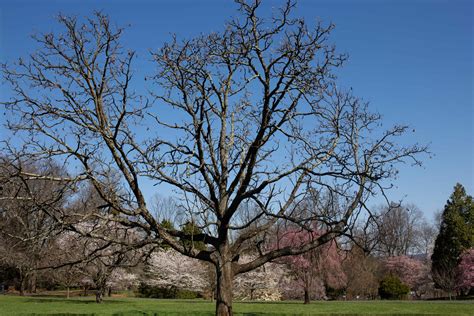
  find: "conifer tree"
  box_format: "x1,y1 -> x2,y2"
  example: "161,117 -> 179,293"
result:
431,184 -> 474,296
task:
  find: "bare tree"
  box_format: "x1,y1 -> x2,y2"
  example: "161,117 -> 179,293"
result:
1,1 -> 427,314
416,221 -> 437,258
368,203 -> 425,256
48,225 -> 146,303
0,158 -> 70,295
58,184 -> 149,303
45,232 -> 88,298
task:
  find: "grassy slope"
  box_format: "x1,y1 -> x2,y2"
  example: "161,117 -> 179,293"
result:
0,296 -> 472,315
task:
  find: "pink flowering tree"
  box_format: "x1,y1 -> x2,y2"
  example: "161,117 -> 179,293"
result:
456,248 -> 474,295
275,229 -> 346,304
383,256 -> 431,297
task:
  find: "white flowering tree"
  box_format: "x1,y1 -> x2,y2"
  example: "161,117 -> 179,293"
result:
233,255 -> 286,301
144,250 -> 208,293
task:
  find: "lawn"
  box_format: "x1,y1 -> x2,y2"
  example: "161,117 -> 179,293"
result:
0,295 -> 472,315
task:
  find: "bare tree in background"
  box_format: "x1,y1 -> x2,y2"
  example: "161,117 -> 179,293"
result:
48,235 -> 85,299
43,220 -> 147,303
0,158 -> 70,295
1,1 -> 427,314
368,203 -> 426,256
55,183 -> 150,303
416,222 -> 437,258
0,161 -> 149,301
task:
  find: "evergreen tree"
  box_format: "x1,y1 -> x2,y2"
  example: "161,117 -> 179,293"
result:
181,221 -> 206,251
378,275 -> 410,300
431,183 -> 474,295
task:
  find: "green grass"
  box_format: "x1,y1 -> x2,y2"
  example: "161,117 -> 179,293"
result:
0,295 -> 472,315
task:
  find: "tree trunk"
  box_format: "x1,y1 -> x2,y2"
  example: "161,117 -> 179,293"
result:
27,270 -> 37,293
19,271 -> 27,296
215,260 -> 233,316
96,289 -> 103,303
304,288 -> 310,304
19,277 -> 26,296
303,276 -> 310,304
67,286 -> 70,299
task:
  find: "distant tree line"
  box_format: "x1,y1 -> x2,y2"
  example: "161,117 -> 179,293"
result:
1,158 -> 472,302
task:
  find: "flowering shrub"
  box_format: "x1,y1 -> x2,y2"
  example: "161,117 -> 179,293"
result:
456,248 -> 474,293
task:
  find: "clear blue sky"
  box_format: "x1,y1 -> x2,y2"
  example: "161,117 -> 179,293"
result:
1,0 -> 472,221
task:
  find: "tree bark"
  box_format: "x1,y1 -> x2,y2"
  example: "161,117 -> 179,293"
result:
304,289 -> 310,304
27,270 -> 37,293
215,259 -> 233,316
96,290 -> 103,303
303,276 -> 310,304
19,277 -> 26,297
19,270 -> 27,296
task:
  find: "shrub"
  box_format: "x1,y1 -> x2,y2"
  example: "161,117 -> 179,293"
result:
378,275 -> 410,299
326,286 -> 346,300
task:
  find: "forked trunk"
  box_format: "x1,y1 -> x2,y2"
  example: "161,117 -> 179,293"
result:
215,260 -> 233,316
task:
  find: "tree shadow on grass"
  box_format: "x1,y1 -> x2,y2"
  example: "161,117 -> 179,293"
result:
111,313 -> 213,316
26,314 -> 96,316
25,313 -> 214,316
235,314 -> 447,316
24,298 -> 128,304
21,312 -> 447,316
